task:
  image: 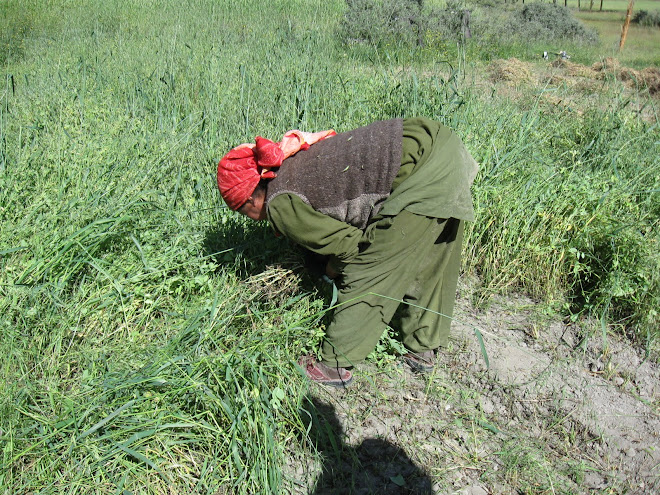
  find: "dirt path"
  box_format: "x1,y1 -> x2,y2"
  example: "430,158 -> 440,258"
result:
285,289 -> 659,494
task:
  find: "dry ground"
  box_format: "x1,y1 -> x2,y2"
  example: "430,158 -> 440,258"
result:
284,283 -> 659,494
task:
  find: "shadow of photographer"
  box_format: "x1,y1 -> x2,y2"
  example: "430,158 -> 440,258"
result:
301,396 -> 433,495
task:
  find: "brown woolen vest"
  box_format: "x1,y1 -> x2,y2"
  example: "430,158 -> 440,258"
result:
265,119 -> 403,229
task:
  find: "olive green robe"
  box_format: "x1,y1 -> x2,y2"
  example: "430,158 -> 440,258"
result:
266,118 -> 477,367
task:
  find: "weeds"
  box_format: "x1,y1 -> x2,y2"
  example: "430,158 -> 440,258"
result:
461,93 -> 659,342
0,2 -> 36,65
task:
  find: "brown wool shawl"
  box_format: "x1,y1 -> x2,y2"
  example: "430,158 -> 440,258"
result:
265,119 -> 403,229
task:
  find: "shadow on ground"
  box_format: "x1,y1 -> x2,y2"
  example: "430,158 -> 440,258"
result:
301,396 -> 433,495
203,212 -> 332,300
202,213 -> 288,275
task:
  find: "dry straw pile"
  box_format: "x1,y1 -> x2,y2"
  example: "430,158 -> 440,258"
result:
487,58 -> 536,84
488,56 -> 660,96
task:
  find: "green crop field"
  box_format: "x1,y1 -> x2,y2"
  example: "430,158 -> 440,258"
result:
1,0 -> 658,493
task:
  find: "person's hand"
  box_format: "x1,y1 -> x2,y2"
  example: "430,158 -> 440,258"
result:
325,262 -> 339,280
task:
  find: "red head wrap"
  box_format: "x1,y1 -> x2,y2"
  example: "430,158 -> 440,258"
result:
217,129 -> 336,210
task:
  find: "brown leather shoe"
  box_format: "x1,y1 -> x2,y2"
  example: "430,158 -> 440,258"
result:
298,355 -> 353,388
403,350 -> 437,373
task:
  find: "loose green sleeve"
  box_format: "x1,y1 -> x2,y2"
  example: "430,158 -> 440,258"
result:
266,193 -> 363,272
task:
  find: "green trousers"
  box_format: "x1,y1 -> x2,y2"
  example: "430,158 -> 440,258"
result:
321,210 -> 464,368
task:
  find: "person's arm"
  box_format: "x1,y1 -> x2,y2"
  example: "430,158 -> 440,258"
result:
267,194 -> 362,276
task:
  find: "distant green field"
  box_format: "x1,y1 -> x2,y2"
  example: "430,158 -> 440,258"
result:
578,16 -> 660,66
569,0 -> 660,12
566,0 -> 660,66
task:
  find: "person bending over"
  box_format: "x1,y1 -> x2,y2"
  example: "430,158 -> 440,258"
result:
217,117 -> 478,387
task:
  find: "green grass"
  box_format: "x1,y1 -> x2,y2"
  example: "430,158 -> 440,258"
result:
1,0 -> 658,492
568,0 -> 660,12
569,0 -> 660,66
576,8 -> 660,67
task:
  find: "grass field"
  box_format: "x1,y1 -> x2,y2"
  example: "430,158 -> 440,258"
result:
573,0 -> 660,67
1,0 -> 658,493
569,0 -> 660,10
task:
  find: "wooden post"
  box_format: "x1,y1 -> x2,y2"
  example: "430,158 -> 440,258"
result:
619,0 -> 634,52
600,0 -> 604,11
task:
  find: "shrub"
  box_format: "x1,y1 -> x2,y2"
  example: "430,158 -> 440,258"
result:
632,10 -> 660,28
509,3 -> 599,44
340,0 -> 597,53
340,0 -> 424,46
427,0 -> 474,41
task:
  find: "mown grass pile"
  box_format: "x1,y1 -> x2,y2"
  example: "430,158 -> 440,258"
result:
1,0 -> 658,492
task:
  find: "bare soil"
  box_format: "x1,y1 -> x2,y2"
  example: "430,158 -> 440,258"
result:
285,284 -> 659,494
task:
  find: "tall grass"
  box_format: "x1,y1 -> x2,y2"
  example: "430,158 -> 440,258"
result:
461,95 -> 659,337
1,0 -> 658,492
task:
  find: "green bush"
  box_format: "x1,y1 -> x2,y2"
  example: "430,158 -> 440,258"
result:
509,3 -> 599,44
427,0 -> 474,41
340,0 -> 424,46
632,9 -> 660,28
